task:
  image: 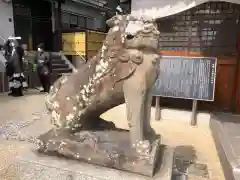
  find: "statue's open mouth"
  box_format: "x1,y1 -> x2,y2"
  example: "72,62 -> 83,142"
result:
126,34 -> 134,40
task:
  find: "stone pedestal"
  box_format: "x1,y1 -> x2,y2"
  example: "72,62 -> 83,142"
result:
36,129 -> 163,177
4,145 -> 173,180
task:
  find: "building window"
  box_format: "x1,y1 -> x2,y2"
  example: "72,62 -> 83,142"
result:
13,4 -> 31,17
86,17 -> 94,29
78,16 -> 86,28
61,11 -> 99,30
70,14 -> 78,28
62,11 -> 70,29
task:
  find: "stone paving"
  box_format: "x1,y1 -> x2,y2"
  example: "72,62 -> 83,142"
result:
0,90 -> 225,180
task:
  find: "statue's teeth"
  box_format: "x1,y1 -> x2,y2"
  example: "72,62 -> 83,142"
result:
74,124 -> 81,128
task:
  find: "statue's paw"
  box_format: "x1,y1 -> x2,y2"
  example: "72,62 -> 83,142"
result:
133,140 -> 152,156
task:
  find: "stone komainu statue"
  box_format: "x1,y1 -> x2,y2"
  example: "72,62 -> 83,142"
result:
45,15 -> 160,148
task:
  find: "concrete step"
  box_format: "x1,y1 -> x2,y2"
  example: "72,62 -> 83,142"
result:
52,68 -> 72,74
52,59 -> 66,64
51,54 -> 62,59
52,63 -> 69,69
210,113 -> 240,180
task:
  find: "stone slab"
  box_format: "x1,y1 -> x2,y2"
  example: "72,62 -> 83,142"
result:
37,129 -> 161,177
210,113 -> 240,180
4,145 -> 174,180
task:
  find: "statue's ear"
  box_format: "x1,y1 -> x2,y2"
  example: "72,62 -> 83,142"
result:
106,17 -> 116,27
106,15 -> 123,27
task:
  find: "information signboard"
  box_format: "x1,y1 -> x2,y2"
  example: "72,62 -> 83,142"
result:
153,56 -> 217,101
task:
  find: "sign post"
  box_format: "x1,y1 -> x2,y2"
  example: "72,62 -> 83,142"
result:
153,56 -> 217,126
1,73 -> 4,92
191,100 -> 198,126
155,96 -> 161,121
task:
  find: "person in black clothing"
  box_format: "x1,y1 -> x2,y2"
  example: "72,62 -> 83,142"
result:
4,39 -> 28,96
35,43 -> 52,93
3,39 -> 12,61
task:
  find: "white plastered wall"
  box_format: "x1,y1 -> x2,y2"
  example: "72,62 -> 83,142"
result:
0,1 -> 14,43
131,0 -> 240,18
0,1 -> 14,72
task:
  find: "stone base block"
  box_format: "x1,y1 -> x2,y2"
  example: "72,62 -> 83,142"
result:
4,145 -> 173,180
36,129 -> 162,177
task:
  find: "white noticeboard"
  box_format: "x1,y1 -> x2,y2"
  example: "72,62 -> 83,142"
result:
131,0 -> 240,18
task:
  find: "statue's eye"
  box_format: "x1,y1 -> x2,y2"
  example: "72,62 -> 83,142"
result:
126,34 -> 134,40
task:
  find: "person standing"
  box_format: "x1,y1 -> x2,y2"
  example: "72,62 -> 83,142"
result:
5,39 -> 28,96
4,39 -> 12,61
35,43 -> 52,93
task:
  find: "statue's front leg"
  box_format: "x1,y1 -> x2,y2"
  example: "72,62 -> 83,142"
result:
123,73 -> 146,145
143,87 -> 156,139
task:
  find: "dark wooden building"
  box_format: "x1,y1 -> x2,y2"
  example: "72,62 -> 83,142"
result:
11,0 -> 121,51
12,0 -> 53,50
157,1 -> 240,113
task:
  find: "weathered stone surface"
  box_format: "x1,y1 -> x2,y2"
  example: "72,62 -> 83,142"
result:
3,145 -> 173,180
36,14 -> 163,178
37,128 -> 161,177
